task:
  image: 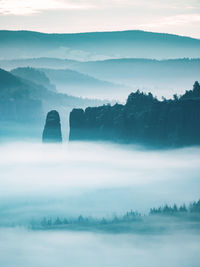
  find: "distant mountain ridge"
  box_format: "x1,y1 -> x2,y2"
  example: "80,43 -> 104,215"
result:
2,57 -> 200,98
39,68 -> 125,98
1,30 -> 200,60
64,58 -> 200,97
8,66 -> 124,99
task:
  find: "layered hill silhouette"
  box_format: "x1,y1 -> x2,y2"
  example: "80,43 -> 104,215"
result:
61,58 -> 200,97
0,68 -> 105,121
1,30 -> 200,60
0,57 -> 76,70
38,68 -> 124,98
11,67 -> 56,92
9,67 -> 123,99
0,68 -> 43,122
0,67 -> 107,140
1,57 -> 200,99
69,81 -> 200,147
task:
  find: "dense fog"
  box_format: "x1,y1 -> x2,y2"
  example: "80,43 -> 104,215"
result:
1,228 -> 200,267
1,140 -> 200,267
0,142 -> 200,224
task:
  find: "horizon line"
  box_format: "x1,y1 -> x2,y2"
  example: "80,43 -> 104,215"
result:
0,28 -> 199,40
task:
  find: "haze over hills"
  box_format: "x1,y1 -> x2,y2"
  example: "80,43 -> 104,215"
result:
9,67 -> 124,99
0,57 -> 76,70
65,58 -> 200,97
1,57 -> 200,98
1,30 -> 200,60
11,67 -> 56,92
1,29 -> 200,139
2,0 -> 200,265
0,68 -> 107,140
0,68 -> 104,119
38,68 -> 125,98
0,68 -> 44,121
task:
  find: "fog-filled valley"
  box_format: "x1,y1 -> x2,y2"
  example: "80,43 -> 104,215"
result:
1,29 -> 200,267
1,142 -> 200,220
1,228 -> 200,267
1,142 -> 200,266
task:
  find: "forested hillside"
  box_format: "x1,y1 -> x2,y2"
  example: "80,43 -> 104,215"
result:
11,67 -> 56,92
69,81 -> 200,147
0,68 -> 43,122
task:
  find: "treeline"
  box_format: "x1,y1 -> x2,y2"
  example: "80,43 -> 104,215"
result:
69,81 -> 200,147
37,200 -> 200,229
39,210 -> 141,228
150,200 -> 200,216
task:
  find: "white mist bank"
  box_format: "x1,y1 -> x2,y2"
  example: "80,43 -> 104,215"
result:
0,141 -> 200,222
1,141 -> 200,267
0,228 -> 200,267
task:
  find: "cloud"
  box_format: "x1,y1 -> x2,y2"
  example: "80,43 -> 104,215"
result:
0,141 -> 200,222
0,0 -> 90,15
1,228 -> 200,267
1,142 -> 200,194
0,0 -> 200,37
1,0 -> 200,16
138,14 -> 200,29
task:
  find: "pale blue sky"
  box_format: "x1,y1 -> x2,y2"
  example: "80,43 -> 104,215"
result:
0,0 -> 200,38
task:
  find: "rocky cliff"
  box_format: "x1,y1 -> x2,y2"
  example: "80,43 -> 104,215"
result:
69,82 -> 200,147
42,110 -> 62,143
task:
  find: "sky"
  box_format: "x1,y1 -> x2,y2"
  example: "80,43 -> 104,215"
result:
0,0 -> 200,38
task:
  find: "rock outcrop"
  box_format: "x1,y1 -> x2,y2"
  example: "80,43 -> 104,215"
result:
42,110 -> 62,143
